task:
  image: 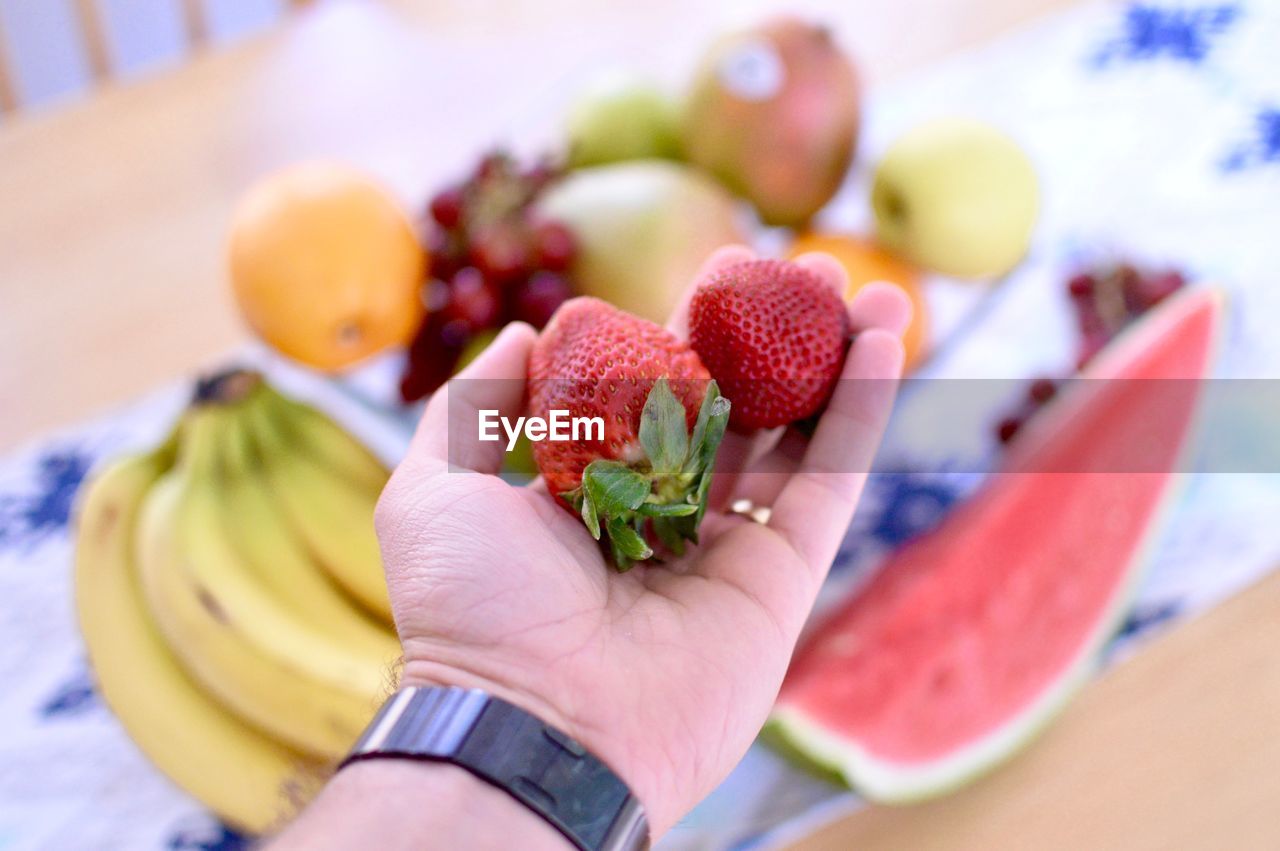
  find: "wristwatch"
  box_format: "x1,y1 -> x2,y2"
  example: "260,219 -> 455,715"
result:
340,686 -> 649,851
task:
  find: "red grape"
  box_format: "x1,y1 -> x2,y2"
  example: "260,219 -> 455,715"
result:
447,267 -> 502,329
429,186 -> 465,230
402,149 -> 580,403
998,260 -> 1187,448
470,225 -> 529,282
1067,273 -> 1094,298
402,310 -> 467,402
426,229 -> 464,280
996,416 -> 1022,444
422,278 -> 451,313
440,318 -> 472,348
532,220 -> 577,271
514,271 -> 572,328
1028,377 -> 1057,404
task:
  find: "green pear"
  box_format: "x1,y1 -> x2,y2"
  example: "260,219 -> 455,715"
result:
536,161 -> 750,323
871,118 -> 1039,280
566,73 -> 682,169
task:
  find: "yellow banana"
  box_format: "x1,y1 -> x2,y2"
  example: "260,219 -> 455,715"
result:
75,447 -> 325,834
244,399 -> 394,624
219,404 -> 402,664
136,407 -> 391,761
259,385 -> 391,497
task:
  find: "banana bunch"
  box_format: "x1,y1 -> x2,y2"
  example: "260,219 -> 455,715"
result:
74,370 -> 402,834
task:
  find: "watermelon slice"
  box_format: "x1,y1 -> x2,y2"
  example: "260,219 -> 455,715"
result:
769,287 -> 1222,802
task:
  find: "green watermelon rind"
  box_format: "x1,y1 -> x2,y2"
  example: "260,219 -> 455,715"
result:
766,288 -> 1224,803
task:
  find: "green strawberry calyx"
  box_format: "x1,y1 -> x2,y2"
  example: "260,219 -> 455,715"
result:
562,378 -> 731,571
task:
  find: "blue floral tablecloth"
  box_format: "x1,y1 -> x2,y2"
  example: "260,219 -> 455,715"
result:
2,2 -> 1279,849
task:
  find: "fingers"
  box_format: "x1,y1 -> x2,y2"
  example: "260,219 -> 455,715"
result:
663,244 -> 759,508
702,248 -> 855,506
767,325 -> 904,577
763,281 -> 910,576
790,250 -> 850,299
847,280 -> 914,337
673,248 -> 909,577
405,321 -> 538,476
724,428 -> 805,509
792,251 -> 916,340
706,424 -> 782,511
666,243 -> 756,338
724,281 -> 913,514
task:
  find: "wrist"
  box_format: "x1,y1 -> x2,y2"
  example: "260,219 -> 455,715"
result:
398,656 -> 582,756
397,657 -> 661,836
275,759 -> 570,850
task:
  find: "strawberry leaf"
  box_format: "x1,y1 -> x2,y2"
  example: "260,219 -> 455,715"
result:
638,501 -> 699,517
582,460 -> 651,516
694,396 -> 731,477
686,379 -> 719,470
566,384 -> 733,570
652,517 -> 687,555
610,543 -> 631,572
684,383 -> 730,479
639,378 -> 689,476
608,516 -> 653,567
580,491 -> 601,539
668,515 -> 699,546
686,387 -> 730,530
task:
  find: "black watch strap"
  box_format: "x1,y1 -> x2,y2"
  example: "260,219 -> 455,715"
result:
340,686 -> 649,851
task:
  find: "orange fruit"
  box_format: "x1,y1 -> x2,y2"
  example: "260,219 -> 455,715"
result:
788,231 -> 929,370
228,162 -> 426,372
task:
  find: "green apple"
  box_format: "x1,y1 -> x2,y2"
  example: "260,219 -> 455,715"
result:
566,73 -> 682,169
535,161 -> 750,323
871,118 -> 1039,280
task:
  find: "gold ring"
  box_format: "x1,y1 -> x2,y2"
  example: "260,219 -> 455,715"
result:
729,498 -> 772,525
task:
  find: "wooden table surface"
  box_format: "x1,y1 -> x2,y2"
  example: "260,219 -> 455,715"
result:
2,0 -> 1276,847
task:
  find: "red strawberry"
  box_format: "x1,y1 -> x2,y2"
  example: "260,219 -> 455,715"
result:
689,259 -> 850,431
528,297 -> 731,569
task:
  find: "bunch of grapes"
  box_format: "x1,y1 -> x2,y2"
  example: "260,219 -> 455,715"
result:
1067,263 -> 1184,367
995,262 -> 1186,445
400,151 -> 577,402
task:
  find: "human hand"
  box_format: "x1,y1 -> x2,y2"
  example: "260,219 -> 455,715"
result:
375,245 -> 910,836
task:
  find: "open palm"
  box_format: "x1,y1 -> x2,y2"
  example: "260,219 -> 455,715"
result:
374,246 -> 909,836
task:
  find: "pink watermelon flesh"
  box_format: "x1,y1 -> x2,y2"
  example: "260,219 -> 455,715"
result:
774,288 -> 1219,789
